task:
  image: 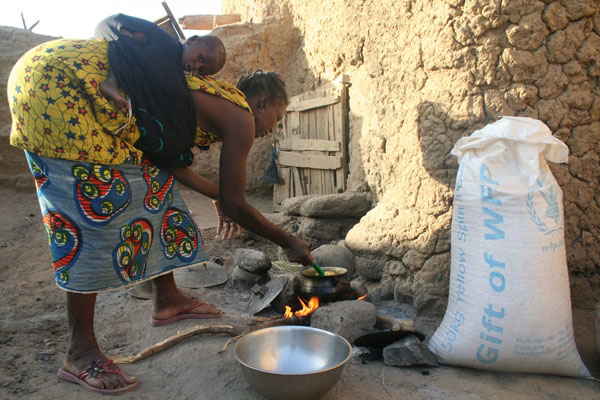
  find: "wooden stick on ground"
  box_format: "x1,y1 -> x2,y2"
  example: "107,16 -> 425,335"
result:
111,324 -> 243,364
111,316 -> 308,364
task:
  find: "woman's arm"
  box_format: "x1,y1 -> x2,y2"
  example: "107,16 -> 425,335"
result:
169,166 -> 218,200
191,90 -> 312,264
170,166 -> 242,239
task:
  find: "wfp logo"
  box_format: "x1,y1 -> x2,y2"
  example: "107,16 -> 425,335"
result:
526,176 -> 563,235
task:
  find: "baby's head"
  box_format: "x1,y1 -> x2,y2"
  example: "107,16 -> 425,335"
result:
182,35 -> 226,76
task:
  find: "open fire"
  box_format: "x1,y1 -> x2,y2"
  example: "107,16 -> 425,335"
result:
284,296 -> 319,318
283,294 -> 368,318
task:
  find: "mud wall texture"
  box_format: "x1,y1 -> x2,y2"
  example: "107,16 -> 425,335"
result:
195,21 -> 302,191
0,28 -> 56,189
222,0 -> 600,315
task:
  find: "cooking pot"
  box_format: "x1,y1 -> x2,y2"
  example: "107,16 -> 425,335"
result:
300,266 -> 350,302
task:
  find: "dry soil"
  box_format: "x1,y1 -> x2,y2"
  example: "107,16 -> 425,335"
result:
1,185 -> 599,400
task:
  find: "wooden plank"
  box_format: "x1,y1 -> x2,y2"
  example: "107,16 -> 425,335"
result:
289,112 -> 300,136
291,167 -> 305,196
308,91 -> 319,194
287,95 -> 339,112
299,91 -> 310,195
317,74 -> 352,91
179,14 -> 241,30
337,84 -> 349,192
328,91 -> 338,192
161,2 -> 186,40
273,167 -> 290,211
278,151 -> 342,170
278,139 -> 340,152
274,112 -> 290,207
317,100 -> 331,194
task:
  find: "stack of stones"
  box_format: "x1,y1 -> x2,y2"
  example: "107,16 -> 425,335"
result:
268,192 -> 372,247
231,242 -> 363,312
231,248 -> 272,289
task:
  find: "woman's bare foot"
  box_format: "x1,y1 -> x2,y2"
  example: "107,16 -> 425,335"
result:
62,346 -> 137,390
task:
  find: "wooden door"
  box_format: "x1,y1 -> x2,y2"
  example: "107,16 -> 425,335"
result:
273,75 -> 350,210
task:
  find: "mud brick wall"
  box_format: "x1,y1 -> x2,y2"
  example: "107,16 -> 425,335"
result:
222,0 -> 600,316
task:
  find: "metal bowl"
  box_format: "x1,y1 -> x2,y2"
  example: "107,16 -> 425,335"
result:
234,326 -> 352,400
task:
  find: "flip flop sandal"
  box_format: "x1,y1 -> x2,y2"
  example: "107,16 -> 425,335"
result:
57,359 -> 138,395
150,299 -> 222,326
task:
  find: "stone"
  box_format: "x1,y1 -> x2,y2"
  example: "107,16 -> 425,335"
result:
576,32 -> 600,71
310,300 -> 377,343
383,335 -> 439,367
350,280 -> 368,297
537,99 -> 568,131
383,261 -> 409,277
355,256 -> 385,281
297,217 -> 358,242
506,12 -> 548,50
245,276 -> 287,315
570,275 -> 596,310
231,266 -> 269,289
270,273 -> 302,313
311,244 -> 356,276
393,277 -> 413,304
280,195 -> 315,216
505,84 -> 538,111
535,64 -> 568,99
175,262 -> 229,288
500,48 -> 542,83
233,248 -> 272,273
299,192 -> 371,218
411,254 -> 450,317
542,2 -> 569,32
560,0 -> 598,20
265,212 -> 296,231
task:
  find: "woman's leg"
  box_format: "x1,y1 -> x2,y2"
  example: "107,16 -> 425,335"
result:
151,273 -> 220,320
62,292 -> 137,389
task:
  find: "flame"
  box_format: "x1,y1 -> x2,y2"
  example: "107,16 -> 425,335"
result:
284,296 -> 320,318
357,294 -> 368,301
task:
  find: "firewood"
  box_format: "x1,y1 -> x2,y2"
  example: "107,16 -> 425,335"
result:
111,324 -> 243,364
375,314 -> 415,332
111,316 -> 308,364
249,315 -> 283,324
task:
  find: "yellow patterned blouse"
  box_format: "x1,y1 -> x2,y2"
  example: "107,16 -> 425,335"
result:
185,74 -> 253,149
8,39 -> 253,165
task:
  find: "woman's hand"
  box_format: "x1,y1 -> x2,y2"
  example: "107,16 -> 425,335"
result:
283,234 -> 313,266
213,200 -> 242,240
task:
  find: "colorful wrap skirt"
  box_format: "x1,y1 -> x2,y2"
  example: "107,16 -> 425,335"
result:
25,151 -> 207,293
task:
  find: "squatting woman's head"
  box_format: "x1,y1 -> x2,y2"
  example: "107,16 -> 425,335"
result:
236,70 -> 288,138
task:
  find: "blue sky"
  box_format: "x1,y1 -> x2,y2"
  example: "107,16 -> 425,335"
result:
0,0 -> 222,38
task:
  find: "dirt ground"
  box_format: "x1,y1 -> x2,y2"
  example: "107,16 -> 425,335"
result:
1,184 -> 599,400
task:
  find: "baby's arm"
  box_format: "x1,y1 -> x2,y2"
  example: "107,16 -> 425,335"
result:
100,69 -> 129,113
98,27 -> 148,113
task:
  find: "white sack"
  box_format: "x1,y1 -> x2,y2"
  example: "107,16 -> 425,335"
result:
428,117 -> 590,377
